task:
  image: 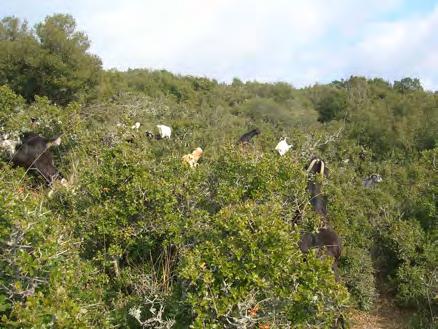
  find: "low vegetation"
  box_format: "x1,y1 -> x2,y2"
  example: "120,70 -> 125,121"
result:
0,14 -> 437,328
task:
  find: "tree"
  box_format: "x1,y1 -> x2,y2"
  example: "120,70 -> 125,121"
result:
314,87 -> 348,122
0,14 -> 102,105
0,16 -> 30,41
394,77 -> 423,93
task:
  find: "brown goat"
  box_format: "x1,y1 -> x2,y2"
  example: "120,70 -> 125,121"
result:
299,227 -> 342,275
299,157 -> 342,277
305,157 -> 329,218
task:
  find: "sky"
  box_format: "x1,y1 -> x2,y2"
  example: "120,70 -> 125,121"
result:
2,0 -> 438,90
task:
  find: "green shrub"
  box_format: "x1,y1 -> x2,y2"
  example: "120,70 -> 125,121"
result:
178,202 -> 348,327
340,247 -> 376,310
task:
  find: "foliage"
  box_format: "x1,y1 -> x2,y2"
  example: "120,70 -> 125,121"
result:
310,86 -> 348,122
340,247 -> 376,311
0,84 -> 25,127
0,15 -> 101,105
0,167 -> 112,328
0,14 -> 437,328
394,77 -> 423,93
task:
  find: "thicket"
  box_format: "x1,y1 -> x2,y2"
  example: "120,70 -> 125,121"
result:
0,14 -> 437,329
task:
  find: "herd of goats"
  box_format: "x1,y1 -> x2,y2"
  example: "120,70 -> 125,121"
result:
0,123 -> 384,280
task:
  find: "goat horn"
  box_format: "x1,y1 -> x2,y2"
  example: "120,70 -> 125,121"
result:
307,159 -> 317,173
320,161 -> 325,177
47,134 -> 63,148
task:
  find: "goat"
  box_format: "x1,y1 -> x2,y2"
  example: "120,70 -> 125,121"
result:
363,174 -> 383,188
305,157 -> 329,218
275,138 -> 293,156
299,227 -> 342,279
182,147 -> 203,168
11,132 -> 63,185
307,179 -> 328,218
238,128 -> 260,144
156,124 -> 172,139
293,157 -> 329,223
299,227 -> 341,270
299,156 -> 342,277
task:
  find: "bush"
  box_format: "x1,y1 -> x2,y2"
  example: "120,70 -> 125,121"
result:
0,168 -> 112,328
340,247 -> 376,310
0,85 -> 25,127
0,54 -> 436,327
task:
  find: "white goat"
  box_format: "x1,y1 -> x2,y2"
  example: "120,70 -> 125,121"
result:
275,138 -> 293,156
156,124 -> 172,139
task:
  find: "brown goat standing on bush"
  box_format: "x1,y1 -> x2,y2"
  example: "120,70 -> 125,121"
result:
299,157 -> 342,277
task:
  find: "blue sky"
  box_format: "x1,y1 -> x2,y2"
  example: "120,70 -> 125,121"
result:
2,0 -> 438,90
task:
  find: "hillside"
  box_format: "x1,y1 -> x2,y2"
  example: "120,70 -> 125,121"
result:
0,14 -> 437,328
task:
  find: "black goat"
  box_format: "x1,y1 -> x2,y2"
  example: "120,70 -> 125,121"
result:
238,128 -> 260,144
12,132 -> 63,185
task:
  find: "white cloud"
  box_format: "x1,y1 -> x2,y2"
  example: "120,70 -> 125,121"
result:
2,0 -> 438,90
344,4 -> 438,89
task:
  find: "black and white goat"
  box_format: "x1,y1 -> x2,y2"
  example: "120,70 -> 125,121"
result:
363,174 -> 383,188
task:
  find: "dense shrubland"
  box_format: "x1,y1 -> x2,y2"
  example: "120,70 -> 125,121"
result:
1,14 -> 437,328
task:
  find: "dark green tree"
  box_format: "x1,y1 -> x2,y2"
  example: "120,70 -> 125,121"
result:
394,77 -> 423,93
314,87 -> 348,122
0,14 -> 102,105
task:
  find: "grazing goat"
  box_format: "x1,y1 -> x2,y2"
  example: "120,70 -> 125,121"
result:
275,138 -> 293,156
299,156 -> 342,276
307,179 -> 328,218
182,147 -> 203,168
305,157 -> 329,218
238,128 -> 260,144
363,174 -> 382,188
12,132 -> 63,185
299,227 -> 342,278
156,124 -> 172,139
299,227 -> 342,271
